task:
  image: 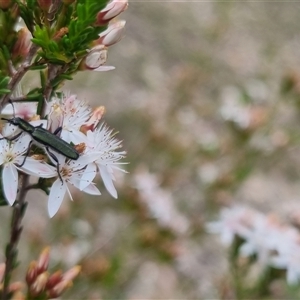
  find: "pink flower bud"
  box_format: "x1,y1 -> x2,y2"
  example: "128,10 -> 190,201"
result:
48,280 -> 72,298
46,270 -> 63,289
96,0 -> 128,25
0,0 -> 11,9
29,272 -> 49,296
37,0 -> 52,11
12,27 -> 32,60
0,263 -> 5,282
36,247 -> 50,274
26,261 -> 38,285
97,20 -> 126,47
80,45 -> 108,70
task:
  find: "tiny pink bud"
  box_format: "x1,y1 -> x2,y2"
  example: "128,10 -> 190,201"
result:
26,261 -> 38,285
0,0 -> 12,9
80,45 -> 108,70
12,27 -> 32,60
29,272 -> 49,296
0,263 -> 5,282
37,0 -> 52,11
48,280 -> 72,298
62,265 -> 81,281
46,270 -> 63,289
37,247 -> 50,274
96,0 -> 128,25
96,20 -> 126,47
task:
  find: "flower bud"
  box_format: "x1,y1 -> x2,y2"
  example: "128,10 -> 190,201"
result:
12,28 -> 32,60
0,263 -> 5,282
0,0 -> 12,9
62,265 -> 81,281
46,270 -> 63,289
37,0 -> 52,11
26,261 -> 38,285
29,272 -> 49,296
48,280 -> 72,298
96,20 -> 126,47
80,45 -> 108,70
36,247 -> 50,274
96,0 -> 128,25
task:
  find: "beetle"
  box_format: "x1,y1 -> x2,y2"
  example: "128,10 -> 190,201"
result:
1,113 -> 79,182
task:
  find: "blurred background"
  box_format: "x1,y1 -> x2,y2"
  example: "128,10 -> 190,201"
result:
3,1 -> 300,299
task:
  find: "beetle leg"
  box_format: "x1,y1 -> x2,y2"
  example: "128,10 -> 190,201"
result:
53,126 -> 62,136
15,140 -> 33,168
46,147 -> 63,184
0,131 -> 23,141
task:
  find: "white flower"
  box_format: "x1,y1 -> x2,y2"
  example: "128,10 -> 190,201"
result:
80,124 -> 126,198
47,152 -> 101,218
271,242 -> 300,285
0,135 -> 56,205
206,206 -> 259,245
49,95 -> 91,144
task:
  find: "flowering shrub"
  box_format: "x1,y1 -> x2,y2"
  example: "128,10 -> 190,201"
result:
0,0 -> 127,298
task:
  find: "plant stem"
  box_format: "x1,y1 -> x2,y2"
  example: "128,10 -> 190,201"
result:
1,173 -> 30,300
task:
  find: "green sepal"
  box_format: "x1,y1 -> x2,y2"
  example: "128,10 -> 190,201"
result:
28,64 -> 47,70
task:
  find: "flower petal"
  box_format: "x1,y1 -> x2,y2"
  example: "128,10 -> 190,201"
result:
19,158 -> 57,178
79,163 -> 97,190
83,183 -> 101,195
2,164 -> 18,205
99,165 -> 117,198
48,179 -> 67,217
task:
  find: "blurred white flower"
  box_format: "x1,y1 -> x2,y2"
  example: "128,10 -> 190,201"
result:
134,169 -> 189,235
207,205 -> 300,285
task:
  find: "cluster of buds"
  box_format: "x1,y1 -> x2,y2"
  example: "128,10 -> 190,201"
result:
82,0 -> 128,71
25,247 -> 81,298
0,94 -> 126,217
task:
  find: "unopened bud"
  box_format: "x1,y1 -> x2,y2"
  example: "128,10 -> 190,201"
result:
26,261 -> 38,285
80,45 -> 107,70
46,270 -> 62,289
37,247 -> 50,274
37,0 -> 52,11
48,280 -> 72,298
96,0 -> 128,25
81,106 -> 106,133
96,20 -> 126,47
0,0 -> 12,9
11,291 -> 25,300
62,265 -> 81,281
9,282 -> 24,293
0,263 -> 5,282
13,28 -> 32,60
29,272 -> 48,296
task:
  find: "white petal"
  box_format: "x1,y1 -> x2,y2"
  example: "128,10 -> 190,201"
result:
61,129 -> 88,145
2,164 -> 18,205
48,179 -> 67,217
83,183 -> 101,195
93,66 -> 115,72
79,163 -> 97,190
13,134 -> 31,155
99,165 -> 117,198
19,158 -> 57,178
